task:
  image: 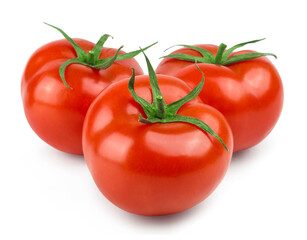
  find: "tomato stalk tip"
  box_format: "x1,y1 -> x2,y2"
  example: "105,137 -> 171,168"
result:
87,51 -> 95,65
156,95 -> 167,118
214,43 -> 227,65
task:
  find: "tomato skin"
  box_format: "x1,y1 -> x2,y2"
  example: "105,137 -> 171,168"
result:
83,75 -> 233,216
156,45 -> 283,152
21,39 -> 143,154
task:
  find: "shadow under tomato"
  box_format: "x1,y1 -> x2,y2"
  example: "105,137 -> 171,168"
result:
125,196 -> 215,228
231,147 -> 257,162
40,142 -> 86,165
229,139 -> 273,171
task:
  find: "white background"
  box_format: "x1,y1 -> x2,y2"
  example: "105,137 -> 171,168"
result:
1,0 -> 306,239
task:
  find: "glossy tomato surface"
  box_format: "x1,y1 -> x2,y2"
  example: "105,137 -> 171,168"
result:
21,39 -> 143,154
156,45 -> 283,152
83,75 -> 233,216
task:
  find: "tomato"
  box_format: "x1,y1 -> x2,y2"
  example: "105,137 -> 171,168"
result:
83,53 -> 233,215
21,24 -> 153,154
156,40 -> 283,152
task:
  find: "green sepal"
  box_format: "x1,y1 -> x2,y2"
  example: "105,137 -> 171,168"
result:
128,50 -> 228,151
91,34 -> 113,62
116,42 -> 158,61
142,48 -> 166,109
222,38 -> 266,61
94,46 -> 124,69
223,52 -> 277,65
59,59 -> 88,89
164,44 -> 215,62
128,68 -> 156,118
166,64 -> 204,115
163,115 -> 228,151
44,22 -> 87,59
161,53 -> 206,63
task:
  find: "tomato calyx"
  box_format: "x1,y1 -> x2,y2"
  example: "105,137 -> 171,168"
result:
128,51 -> 228,151
44,23 -> 157,89
161,38 -> 277,66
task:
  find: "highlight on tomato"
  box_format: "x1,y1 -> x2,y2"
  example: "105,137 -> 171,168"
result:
21,23 -> 156,154
156,39 -> 283,152
82,51 -> 233,216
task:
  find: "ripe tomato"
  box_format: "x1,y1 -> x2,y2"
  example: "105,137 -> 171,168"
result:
21,24 -> 150,155
156,40 -> 283,152
83,54 -> 233,215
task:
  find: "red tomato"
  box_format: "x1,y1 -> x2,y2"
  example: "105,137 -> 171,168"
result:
21,38 -> 144,155
82,74 -> 233,216
156,43 -> 283,152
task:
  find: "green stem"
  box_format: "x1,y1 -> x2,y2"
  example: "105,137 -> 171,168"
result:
214,43 -> 227,65
87,51 -> 95,65
156,96 -> 166,118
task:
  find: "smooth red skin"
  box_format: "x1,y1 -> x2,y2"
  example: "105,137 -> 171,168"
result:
156,44 -> 284,152
83,75 -> 233,216
21,39 -> 143,154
